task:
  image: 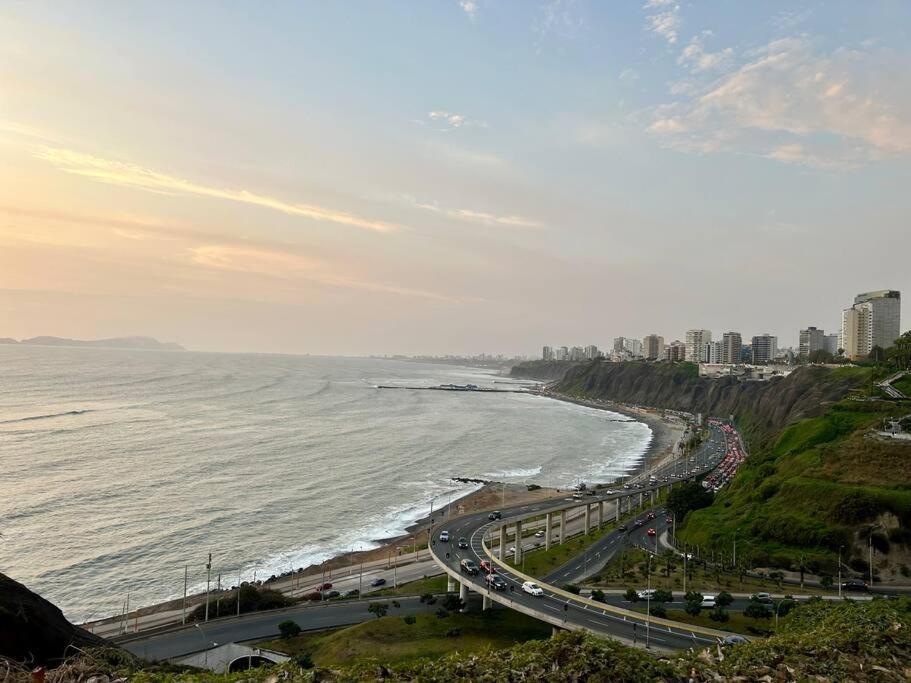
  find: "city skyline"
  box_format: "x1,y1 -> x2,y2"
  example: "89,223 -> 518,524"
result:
1,2 -> 910,356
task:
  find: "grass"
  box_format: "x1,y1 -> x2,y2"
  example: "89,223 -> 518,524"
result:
893,375 -> 911,397
261,608 -> 551,667
370,575 -> 448,598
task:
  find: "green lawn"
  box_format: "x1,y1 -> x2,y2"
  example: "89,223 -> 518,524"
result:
627,607 -> 773,636
893,375 -> 911,397
261,609 -> 551,667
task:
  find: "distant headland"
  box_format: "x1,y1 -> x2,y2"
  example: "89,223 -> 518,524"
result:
0,336 -> 185,351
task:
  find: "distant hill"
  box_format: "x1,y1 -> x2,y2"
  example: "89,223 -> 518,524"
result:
4,336 -> 185,351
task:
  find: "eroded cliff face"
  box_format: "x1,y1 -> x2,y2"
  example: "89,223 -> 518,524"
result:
509,360 -> 581,382
0,573 -> 104,666
553,361 -> 867,447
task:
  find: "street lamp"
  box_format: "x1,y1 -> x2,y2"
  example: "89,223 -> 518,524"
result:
194,623 -> 217,668
645,553 -> 652,649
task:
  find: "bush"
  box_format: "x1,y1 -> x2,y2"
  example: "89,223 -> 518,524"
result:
278,619 -> 301,639
650,603 -> 667,618
563,584 -> 581,595
292,653 -> 314,669
653,589 -> 673,603
403,615 -> 416,625
189,584 -> 293,622
716,591 -> 733,607
441,594 -> 464,612
745,601 -> 772,619
709,607 -> 729,623
684,591 -> 703,617
435,607 -> 450,619
590,589 -> 606,603
367,602 -> 389,619
871,532 -> 890,554
625,588 -> 639,603
392,599 -> 401,608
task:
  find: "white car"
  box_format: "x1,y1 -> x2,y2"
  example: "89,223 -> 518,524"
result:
439,531 -> 449,542
534,530 -> 545,538
637,589 -> 656,600
701,594 -> 716,608
522,581 -> 544,596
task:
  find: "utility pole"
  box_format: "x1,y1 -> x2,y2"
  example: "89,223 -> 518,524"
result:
205,553 -> 212,622
182,565 -> 188,625
838,546 -> 843,598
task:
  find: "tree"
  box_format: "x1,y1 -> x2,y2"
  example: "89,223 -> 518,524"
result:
709,606 -> 729,623
442,593 -> 464,612
292,653 -> 314,669
368,602 -> 389,620
562,584 -> 581,594
653,589 -> 673,604
591,589 -> 606,603
666,483 -> 713,520
744,601 -> 772,619
624,588 -> 639,603
820,575 -> 834,590
278,619 -> 302,639
684,591 -> 703,617
886,331 -> 911,370
807,349 -> 834,364
651,603 -> 667,618
716,591 -> 733,607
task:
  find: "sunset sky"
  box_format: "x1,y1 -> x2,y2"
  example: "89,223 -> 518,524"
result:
2,1 -> 909,355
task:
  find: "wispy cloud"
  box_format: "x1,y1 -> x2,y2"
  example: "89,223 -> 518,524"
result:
677,33 -> 734,72
406,196 -> 542,229
644,3 -> 680,45
32,146 -> 402,233
426,110 -> 487,131
648,36 -> 911,168
457,0 -> 478,19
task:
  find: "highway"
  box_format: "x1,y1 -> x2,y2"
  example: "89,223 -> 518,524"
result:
429,421 -> 736,651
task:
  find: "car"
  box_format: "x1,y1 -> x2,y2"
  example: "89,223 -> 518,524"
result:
618,524 -> 627,532
636,589 -> 656,600
634,519 -> 644,528
488,511 -> 502,520
317,582 -> 332,591
522,581 -> 544,596
751,592 -> 773,604
460,559 -> 479,575
842,579 -> 868,592
646,512 -> 655,520
701,594 -> 716,608
572,492 -> 584,500
722,635 -> 749,647
439,531 -> 450,542
344,589 -> 360,597
486,574 -> 508,591
646,528 -> 656,537
534,530 -> 545,538
325,590 -> 340,598
370,577 -> 386,587
665,517 -> 673,524
479,559 -> 496,573
458,537 -> 469,548
622,484 -> 632,489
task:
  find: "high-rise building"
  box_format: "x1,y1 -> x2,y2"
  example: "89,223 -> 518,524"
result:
584,344 -> 601,360
685,329 -> 712,363
665,340 -> 686,362
708,340 -> 724,364
642,334 -> 665,361
798,327 -> 826,359
722,332 -> 742,365
751,334 -> 778,364
542,345 -> 554,361
612,337 -> 642,357
740,344 -> 753,363
824,334 -> 839,355
841,290 -> 901,360
570,346 -> 585,361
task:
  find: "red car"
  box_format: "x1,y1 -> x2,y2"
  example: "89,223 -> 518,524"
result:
317,582 -> 332,591
479,560 -> 496,574
647,528 -> 656,537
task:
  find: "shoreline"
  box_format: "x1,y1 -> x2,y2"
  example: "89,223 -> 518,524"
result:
82,386 -> 685,628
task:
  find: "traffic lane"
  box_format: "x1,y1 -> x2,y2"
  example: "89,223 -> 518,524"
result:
123,596 -> 442,661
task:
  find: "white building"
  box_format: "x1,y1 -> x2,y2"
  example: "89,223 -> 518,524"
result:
708,340 -> 724,364
841,290 -> 902,360
685,329 -> 712,363
584,344 -> 601,360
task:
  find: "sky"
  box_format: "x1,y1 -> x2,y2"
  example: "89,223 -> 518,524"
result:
1,1 -> 909,356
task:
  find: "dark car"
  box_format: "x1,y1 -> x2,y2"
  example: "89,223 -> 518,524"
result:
618,524 -> 628,532
460,558 -> 479,575
325,590 -> 340,599
370,577 -> 386,587
842,579 -> 868,592
488,511 -> 502,520
722,635 -> 749,647
486,574 -> 508,591
458,537 -> 469,549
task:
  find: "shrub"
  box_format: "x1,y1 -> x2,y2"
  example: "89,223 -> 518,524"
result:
650,603 -> 667,618
367,602 -> 389,619
871,532 -> 891,554
435,607 -> 450,619
392,599 -> 401,608
653,589 -> 673,604
292,653 -> 314,669
444,628 -> 462,637
744,601 -> 772,619
716,591 -> 733,607
624,588 -> 639,603
709,607 -> 729,623
278,619 -> 301,639
419,593 -> 434,603
590,589 -> 606,603
403,615 -> 416,625
563,584 -> 581,595
441,594 -> 464,612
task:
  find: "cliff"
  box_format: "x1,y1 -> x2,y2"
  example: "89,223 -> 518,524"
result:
0,572 -> 105,666
554,361 -> 869,448
509,360 -> 582,382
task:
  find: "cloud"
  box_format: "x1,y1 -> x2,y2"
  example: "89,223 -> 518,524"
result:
643,0 -> 675,6
405,196 -> 542,228
32,146 -> 402,233
644,4 -> 680,45
677,34 -> 734,72
458,1 -> 477,19
648,37 -> 911,167
427,110 -> 487,130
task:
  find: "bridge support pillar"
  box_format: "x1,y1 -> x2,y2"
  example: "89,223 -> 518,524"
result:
499,526 -> 507,559
598,501 -> 604,528
559,510 -> 566,544
514,521 -> 523,564
545,512 -> 553,550
447,576 -> 456,592
482,595 -> 492,611
639,492 -> 643,508
615,498 -> 621,522
583,504 -> 591,535
459,582 -> 469,612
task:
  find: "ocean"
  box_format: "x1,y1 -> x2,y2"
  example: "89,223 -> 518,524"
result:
0,347 -> 651,621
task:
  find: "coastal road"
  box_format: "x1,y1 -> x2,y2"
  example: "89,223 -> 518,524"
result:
430,422 -> 737,651
120,595 -> 466,661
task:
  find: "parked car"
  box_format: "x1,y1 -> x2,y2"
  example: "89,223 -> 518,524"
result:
344,589 -> 360,597
458,537 -> 469,549
370,577 -> 386,587
439,530 -> 450,543
522,581 -> 544,597
460,558 -> 479,575
488,511 -> 502,520
325,590 -> 340,599
486,574 -> 508,591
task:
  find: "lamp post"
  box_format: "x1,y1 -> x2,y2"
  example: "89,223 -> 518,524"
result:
194,623 -> 216,668
645,553 -> 652,649
838,545 -> 844,598
204,553 -> 212,622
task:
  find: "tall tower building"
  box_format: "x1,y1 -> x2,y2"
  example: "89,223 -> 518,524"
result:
685,329 -> 712,363
642,334 -> 665,361
751,334 -> 778,364
841,290 -> 901,359
798,327 -> 826,359
722,332 -> 742,364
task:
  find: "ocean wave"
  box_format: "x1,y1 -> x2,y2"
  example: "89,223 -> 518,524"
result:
483,466 -> 543,479
0,409 -> 94,424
